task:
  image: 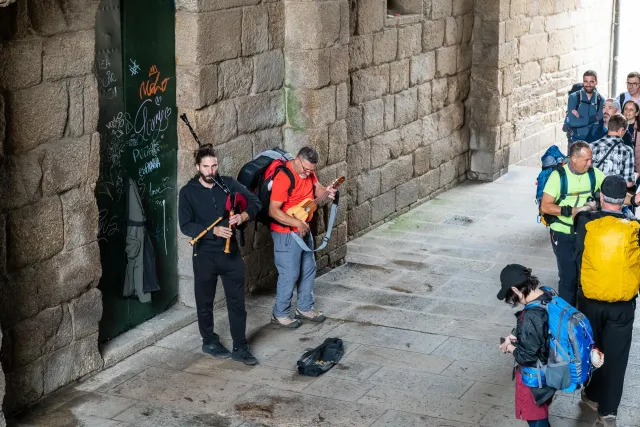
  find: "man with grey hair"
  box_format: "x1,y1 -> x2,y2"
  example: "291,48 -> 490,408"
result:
574,175 -> 640,427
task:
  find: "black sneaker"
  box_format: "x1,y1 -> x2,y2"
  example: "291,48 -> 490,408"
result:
202,341 -> 231,359
231,346 -> 258,365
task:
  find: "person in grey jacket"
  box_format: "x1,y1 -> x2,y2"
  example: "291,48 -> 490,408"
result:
179,143 -> 261,365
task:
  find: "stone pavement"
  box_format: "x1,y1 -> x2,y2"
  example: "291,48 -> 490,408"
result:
10,166 -> 640,426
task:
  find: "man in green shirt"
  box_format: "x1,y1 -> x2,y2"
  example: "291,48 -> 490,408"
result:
540,141 -> 605,306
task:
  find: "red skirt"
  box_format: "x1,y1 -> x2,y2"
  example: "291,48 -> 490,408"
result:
515,369 -> 550,421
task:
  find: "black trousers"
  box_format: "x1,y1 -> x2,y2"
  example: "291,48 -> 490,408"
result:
193,249 -> 247,348
550,230 -> 578,306
578,293 -> 635,416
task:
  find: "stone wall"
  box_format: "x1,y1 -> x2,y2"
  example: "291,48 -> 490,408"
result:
175,0 -> 288,302
0,0 -> 103,413
346,0 -> 474,238
468,0 -> 614,180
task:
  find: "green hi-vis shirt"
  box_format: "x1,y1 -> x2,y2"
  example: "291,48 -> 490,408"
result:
543,165 -> 605,234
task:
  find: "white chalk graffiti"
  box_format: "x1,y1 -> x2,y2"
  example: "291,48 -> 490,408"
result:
132,140 -> 160,163
139,157 -> 161,178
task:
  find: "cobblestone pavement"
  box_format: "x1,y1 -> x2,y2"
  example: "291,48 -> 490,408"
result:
11,167 -> 640,426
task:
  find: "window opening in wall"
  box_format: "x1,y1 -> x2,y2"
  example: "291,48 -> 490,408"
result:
386,0 -> 421,17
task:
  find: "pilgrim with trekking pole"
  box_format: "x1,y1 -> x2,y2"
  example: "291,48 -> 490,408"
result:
178,114 -> 262,365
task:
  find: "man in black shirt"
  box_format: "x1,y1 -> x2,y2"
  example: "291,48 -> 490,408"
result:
179,144 -> 261,365
575,175 -> 640,427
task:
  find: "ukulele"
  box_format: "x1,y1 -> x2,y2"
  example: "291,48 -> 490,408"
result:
286,176 -> 345,222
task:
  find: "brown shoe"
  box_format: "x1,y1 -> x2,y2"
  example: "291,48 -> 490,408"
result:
581,389 -> 598,412
295,308 -> 326,323
271,314 -> 301,329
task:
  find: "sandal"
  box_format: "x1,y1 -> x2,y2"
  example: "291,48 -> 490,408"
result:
271,314 -> 301,329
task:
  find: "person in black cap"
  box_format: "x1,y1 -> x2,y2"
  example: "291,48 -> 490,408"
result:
574,174 -> 640,427
497,264 -> 555,427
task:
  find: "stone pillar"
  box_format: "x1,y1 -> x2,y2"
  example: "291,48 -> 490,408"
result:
283,0 -> 349,269
467,0 -> 511,181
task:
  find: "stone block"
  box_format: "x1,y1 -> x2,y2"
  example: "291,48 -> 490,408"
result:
331,45 -> 349,84
457,43 -> 472,73
383,95 -> 395,131
66,77 -> 84,138
410,52 -> 436,86
453,0 -> 474,16
42,135 -> 91,196
2,153 -> 42,211
498,40 -> 518,69
446,75 -> 459,105
413,145 -> 431,176
452,127 -> 470,156
347,106 -> 363,145
176,65 -> 217,109
370,190 -> 395,223
287,86 -> 335,129
175,10 -> 242,65
337,82 -> 348,120
462,12 -> 473,43
431,77 -> 448,111
436,46 -> 457,77
530,15 -> 545,33
422,112 -> 439,145
268,2 -> 285,49
61,186 -> 98,252
43,30 -> 94,81
521,61 -> 541,85
423,19 -> 445,52
349,35 -> 373,71
419,168 -> 441,198
347,139 -> 371,177
519,33 -> 548,63
400,120 -> 423,154
177,0 -> 259,12
4,361 -> 44,414
458,70 -> 470,100
83,75 -> 99,134
371,129 -> 402,168
8,196 -> 63,270
7,306 -> 67,368
285,49 -> 331,90
395,88 -> 418,127
356,0 -> 384,35
445,17 -> 459,46
70,289 -> 102,341
284,127 -> 329,167
218,57 -> 253,100
328,120 -> 348,166
418,82 -> 433,117
390,59 -> 410,94
548,28 -> 574,56
0,39 -> 42,90
432,0 -> 453,19
348,202 -> 371,235
286,2 -> 341,49
380,155 -> 413,193
357,169 -> 381,204
237,91 -> 285,134
250,127 -> 283,156
363,99 -> 385,137
505,16 -> 530,42
501,122 -> 515,149
242,5 -> 269,56
396,178 -> 419,209
541,57 -> 559,74
351,64 -> 389,104
431,136 -> 452,168
44,333 -> 102,395
373,29 -> 397,65
398,24 -> 422,59
439,158 -> 457,186
210,134 -> 253,177
8,82 -> 68,154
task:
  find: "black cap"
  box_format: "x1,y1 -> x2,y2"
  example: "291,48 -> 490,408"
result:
497,264 -> 530,300
601,175 -> 627,200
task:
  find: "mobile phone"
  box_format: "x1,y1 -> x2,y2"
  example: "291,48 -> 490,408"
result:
500,337 -> 505,344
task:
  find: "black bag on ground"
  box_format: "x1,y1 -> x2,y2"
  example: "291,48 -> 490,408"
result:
297,338 -> 344,377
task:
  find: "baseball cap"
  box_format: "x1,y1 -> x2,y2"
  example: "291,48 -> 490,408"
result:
605,98 -> 621,112
600,175 -> 627,199
497,264 -> 531,300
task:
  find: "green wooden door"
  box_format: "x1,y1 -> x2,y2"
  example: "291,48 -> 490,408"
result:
96,0 -> 178,342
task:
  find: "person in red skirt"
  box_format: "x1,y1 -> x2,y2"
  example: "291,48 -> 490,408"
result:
497,264 -> 556,427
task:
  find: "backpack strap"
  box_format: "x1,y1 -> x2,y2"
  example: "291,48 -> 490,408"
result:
620,93 -> 626,109
290,191 -> 341,252
556,166 -> 568,203
587,167 -> 596,198
595,140 -> 622,169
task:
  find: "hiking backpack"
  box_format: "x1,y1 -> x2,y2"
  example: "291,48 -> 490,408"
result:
562,83 -> 603,141
520,286 -> 595,392
237,148 -> 296,226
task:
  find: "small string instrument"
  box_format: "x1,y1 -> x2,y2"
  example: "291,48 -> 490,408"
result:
286,176 -> 345,222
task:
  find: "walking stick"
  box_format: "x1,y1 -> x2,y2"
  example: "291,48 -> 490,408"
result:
190,216 -> 223,247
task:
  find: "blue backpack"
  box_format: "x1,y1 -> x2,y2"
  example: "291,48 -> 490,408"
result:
520,287 -> 595,392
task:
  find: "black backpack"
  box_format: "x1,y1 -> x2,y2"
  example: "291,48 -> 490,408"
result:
297,338 -> 345,377
562,84 -> 603,140
237,147 -> 296,226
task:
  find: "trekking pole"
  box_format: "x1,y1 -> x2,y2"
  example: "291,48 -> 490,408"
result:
179,113 -> 202,147
190,216 -> 223,247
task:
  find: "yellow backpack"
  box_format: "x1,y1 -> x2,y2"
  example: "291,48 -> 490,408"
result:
581,216 -> 640,302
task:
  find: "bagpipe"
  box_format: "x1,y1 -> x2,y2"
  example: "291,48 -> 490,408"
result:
180,113 -> 248,254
